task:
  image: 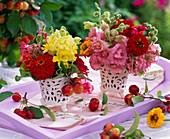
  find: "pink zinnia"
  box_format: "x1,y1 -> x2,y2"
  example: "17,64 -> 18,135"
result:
132,0 -> 144,7
80,78 -> 94,94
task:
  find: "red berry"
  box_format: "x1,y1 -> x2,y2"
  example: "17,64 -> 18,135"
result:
167,104 -> 170,113
157,105 -> 165,113
163,96 -> 170,106
72,77 -> 82,84
0,16 -> 5,24
100,131 -> 111,139
23,106 -> 29,112
14,108 -> 21,114
26,110 -> 34,119
14,2 -> 23,11
18,111 -> 27,119
25,9 -> 34,17
12,92 -> 22,102
104,123 -> 114,133
129,85 -> 139,96
28,34 -> 35,41
62,85 -> 73,96
124,94 -> 134,105
88,98 -> 99,112
73,83 -> 84,94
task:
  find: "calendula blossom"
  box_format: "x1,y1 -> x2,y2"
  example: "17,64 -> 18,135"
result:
53,35 -> 81,67
147,107 -> 165,128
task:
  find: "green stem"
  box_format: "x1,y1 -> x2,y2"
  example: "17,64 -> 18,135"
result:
164,119 -> 170,121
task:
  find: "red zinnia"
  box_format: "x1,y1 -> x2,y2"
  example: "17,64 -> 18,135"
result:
127,34 -> 149,56
29,54 -> 56,80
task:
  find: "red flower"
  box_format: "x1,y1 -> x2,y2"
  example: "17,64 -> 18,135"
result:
29,54 -> 56,80
75,53 -> 89,76
23,54 -> 33,71
127,34 -> 149,56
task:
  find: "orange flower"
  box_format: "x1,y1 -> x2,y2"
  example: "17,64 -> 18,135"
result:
80,40 -> 91,56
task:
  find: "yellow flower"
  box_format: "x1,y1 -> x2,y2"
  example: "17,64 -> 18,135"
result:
80,40 -> 91,56
83,21 -> 97,29
147,107 -> 165,128
43,29 -> 61,54
53,35 -> 81,67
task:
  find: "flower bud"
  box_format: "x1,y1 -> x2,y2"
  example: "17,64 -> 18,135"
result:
148,31 -> 152,36
111,29 -> 119,37
153,36 -> 158,43
84,21 -> 97,29
101,24 -> 109,33
146,36 -> 151,42
104,11 -> 110,18
104,17 -> 110,24
93,11 -> 99,17
74,37 -> 81,44
111,17 -> 115,22
115,35 -> 126,43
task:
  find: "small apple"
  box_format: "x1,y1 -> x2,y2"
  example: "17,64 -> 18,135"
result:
32,9 -> 40,15
167,104 -> 170,113
124,94 -> 134,105
14,2 -> 23,11
108,128 -> 120,139
0,38 -> 8,52
73,83 -> 83,94
163,96 -> 170,106
6,1 -> 14,10
88,98 -> 99,112
0,4 -> 3,11
28,34 -> 35,41
62,85 -> 73,96
0,16 -> 5,24
72,77 -> 82,84
22,1 -> 29,10
25,9 -> 34,17
104,123 -> 114,133
129,85 -> 139,96
22,36 -> 30,44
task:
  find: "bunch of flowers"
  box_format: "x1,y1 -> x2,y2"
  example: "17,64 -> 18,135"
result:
16,26 -> 89,81
80,3 -> 161,76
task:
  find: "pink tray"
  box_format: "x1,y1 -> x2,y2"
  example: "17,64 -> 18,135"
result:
0,57 -> 170,139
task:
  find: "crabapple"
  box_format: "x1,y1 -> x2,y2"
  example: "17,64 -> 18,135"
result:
25,9 -> 34,17
62,85 -> 73,96
73,83 -> 83,94
22,2 -> 29,10
18,111 -> 27,119
157,105 -> 165,113
22,36 -> 30,44
167,104 -> 170,113
124,94 -> 134,105
0,4 -> 3,11
26,110 -> 34,119
104,123 -> 115,132
6,1 -> 14,10
14,2 -> 23,11
0,16 -> 5,24
12,92 -> 21,102
88,98 -> 99,112
163,96 -> 170,106
108,128 -> 120,139
14,108 -> 21,114
32,9 -> 40,15
72,77 -> 82,84
28,34 -> 35,41
129,85 -> 139,96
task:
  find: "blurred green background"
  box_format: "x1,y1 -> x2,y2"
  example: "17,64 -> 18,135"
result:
47,0 -> 170,60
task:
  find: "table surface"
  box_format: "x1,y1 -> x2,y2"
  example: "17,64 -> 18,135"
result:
0,57 -> 170,139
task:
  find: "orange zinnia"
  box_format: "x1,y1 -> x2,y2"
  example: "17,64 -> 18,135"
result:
80,40 -> 91,56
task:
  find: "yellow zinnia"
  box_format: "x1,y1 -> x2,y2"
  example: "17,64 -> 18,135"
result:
147,107 -> 165,128
80,40 -> 91,56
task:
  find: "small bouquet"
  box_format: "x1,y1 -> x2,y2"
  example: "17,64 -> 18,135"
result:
16,26 -> 89,81
80,3 -> 161,76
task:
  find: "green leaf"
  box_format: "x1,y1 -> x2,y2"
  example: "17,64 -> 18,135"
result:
132,96 -> 144,105
158,96 -> 167,102
134,129 -> 144,138
75,99 -> 84,103
53,73 -> 64,79
102,93 -> 108,105
78,74 -> 92,82
43,10 -> 53,24
28,106 -> 44,119
138,71 -> 145,77
0,78 -> 7,85
143,77 -> 156,81
0,84 -> 2,89
21,14 -> 37,35
113,125 -> 125,133
131,54 -> 134,71
157,90 -> 162,97
60,62 -> 67,76
123,111 -> 139,136
72,64 -> 79,73
143,80 -> 149,95
100,106 -> 108,116
7,11 -> 20,37
39,105 -> 55,121
41,2 -> 63,11
0,91 -> 13,102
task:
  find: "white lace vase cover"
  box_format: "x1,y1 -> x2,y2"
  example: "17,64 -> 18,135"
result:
100,67 -> 129,98
39,77 -> 69,112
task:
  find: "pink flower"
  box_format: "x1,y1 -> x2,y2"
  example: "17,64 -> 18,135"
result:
20,42 -> 33,56
132,0 -> 144,7
86,28 -> 106,41
99,0 -> 105,7
80,78 -> 94,94
89,54 -> 101,70
91,37 -> 109,52
157,0 -> 167,10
